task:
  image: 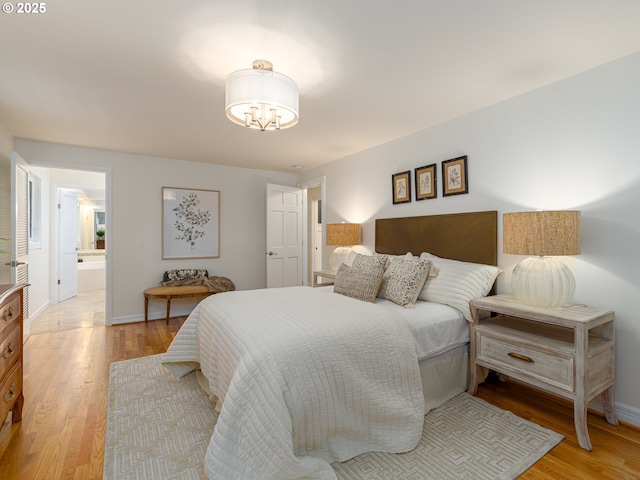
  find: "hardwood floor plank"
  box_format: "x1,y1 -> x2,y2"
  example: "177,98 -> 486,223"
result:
0,318 -> 638,479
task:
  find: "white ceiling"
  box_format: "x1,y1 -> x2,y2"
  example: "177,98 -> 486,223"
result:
2,1 -> 640,173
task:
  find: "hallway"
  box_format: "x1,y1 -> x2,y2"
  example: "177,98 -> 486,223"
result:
30,289 -> 105,334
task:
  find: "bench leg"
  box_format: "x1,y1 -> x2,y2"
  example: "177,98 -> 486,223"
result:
166,296 -> 172,324
144,296 -> 149,321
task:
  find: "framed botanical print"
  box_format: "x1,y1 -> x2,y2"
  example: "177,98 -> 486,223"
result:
162,187 -> 220,259
442,156 -> 468,196
414,164 -> 437,200
392,170 -> 411,204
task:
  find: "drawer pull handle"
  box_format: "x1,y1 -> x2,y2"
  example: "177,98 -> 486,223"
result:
4,383 -> 15,403
3,341 -> 14,359
508,352 -> 534,363
2,306 -> 13,321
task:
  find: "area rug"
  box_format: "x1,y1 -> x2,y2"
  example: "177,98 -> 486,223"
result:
104,354 -> 563,480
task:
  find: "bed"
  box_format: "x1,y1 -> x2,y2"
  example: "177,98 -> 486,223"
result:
163,210 -> 499,480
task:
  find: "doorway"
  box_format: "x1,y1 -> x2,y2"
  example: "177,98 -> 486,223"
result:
301,177 -> 326,286
28,165 -> 109,333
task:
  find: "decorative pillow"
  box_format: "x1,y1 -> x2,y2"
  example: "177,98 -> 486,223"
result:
417,253 -> 502,321
378,258 -> 432,308
163,269 -> 208,282
385,251 -> 438,277
382,252 -> 418,268
352,253 -> 388,270
333,264 -> 384,303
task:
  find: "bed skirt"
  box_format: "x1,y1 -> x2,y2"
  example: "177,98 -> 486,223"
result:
419,345 -> 469,413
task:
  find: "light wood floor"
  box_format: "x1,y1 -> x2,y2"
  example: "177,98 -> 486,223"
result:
1,319 -> 639,479
30,289 -> 105,334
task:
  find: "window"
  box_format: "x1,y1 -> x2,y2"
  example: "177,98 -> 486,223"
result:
29,172 -> 42,248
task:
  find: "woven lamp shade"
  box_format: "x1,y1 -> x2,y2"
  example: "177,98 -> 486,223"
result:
503,211 -> 581,256
326,223 -> 362,246
503,210 -> 581,308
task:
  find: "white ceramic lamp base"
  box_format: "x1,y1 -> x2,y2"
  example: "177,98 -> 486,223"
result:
511,256 -> 575,308
329,246 -> 352,272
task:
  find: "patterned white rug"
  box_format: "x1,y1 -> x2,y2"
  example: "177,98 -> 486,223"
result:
104,354 -> 563,480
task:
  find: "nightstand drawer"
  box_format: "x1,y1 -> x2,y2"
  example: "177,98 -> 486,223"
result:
0,361 -> 22,424
477,332 -> 575,392
0,294 -> 20,338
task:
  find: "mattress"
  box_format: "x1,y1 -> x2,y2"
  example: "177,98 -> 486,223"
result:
316,286 -> 468,362
376,297 -> 468,361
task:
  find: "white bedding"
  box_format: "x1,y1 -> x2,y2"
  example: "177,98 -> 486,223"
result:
375,297 -> 468,361
162,286 -> 425,480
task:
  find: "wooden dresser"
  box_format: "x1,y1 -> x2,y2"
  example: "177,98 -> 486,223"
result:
0,284 -> 25,432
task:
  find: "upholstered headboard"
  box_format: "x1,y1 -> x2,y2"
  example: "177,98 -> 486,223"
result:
375,211 -> 498,266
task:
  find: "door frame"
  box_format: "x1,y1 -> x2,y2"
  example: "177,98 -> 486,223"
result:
35,163 -> 112,326
299,176 -> 326,285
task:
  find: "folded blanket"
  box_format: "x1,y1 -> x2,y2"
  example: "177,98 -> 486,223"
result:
160,276 -> 235,293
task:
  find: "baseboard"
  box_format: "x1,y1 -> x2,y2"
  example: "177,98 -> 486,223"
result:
28,300 -> 51,321
111,312 -> 188,325
590,398 -> 640,427
111,314 -> 144,325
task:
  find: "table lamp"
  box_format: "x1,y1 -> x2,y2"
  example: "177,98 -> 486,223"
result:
503,210 -> 581,308
326,223 -> 361,272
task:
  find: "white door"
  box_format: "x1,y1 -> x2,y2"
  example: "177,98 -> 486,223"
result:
10,152 -> 30,340
266,184 -> 303,288
58,189 -> 78,302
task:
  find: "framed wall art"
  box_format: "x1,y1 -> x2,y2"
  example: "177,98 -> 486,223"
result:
414,164 -> 437,200
392,170 -> 411,204
442,156 -> 468,196
162,187 -> 220,259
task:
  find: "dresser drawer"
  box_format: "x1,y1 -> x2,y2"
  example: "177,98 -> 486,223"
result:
0,294 -> 20,338
477,332 -> 575,392
0,361 -> 22,424
0,324 -> 21,375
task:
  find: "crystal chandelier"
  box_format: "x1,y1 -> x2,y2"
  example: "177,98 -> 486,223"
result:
225,60 -> 299,131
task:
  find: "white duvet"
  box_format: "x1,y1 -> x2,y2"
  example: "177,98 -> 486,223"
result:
162,286 -> 425,480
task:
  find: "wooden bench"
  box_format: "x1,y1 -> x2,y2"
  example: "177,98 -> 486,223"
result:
144,269 -> 213,324
144,285 -> 212,324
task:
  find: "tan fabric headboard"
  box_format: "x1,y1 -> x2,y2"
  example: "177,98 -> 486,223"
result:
375,211 -> 498,266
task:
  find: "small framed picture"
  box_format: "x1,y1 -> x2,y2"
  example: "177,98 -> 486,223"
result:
442,156 -> 468,196
392,170 -> 411,204
414,164 -> 437,200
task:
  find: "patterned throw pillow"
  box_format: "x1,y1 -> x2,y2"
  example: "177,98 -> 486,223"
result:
352,253 -> 388,270
333,264 -> 385,303
163,269 -> 209,282
378,258 -> 432,308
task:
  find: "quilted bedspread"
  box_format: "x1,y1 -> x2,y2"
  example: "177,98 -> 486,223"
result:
162,286 -> 424,480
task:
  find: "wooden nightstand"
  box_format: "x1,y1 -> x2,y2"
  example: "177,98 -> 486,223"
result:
468,294 -> 617,451
312,270 -> 336,287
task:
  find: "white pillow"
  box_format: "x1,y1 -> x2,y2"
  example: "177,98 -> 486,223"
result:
378,258 -> 432,308
346,250 -> 359,266
417,252 -> 502,321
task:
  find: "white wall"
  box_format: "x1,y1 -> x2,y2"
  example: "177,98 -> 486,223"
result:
300,52 -> 640,419
14,141 -> 298,323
